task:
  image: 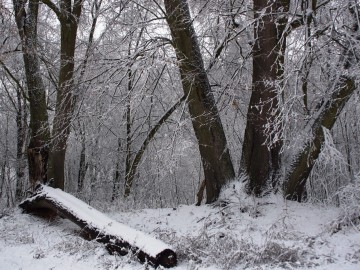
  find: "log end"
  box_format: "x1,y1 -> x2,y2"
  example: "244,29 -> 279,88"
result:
19,194 -> 58,221
156,248 -> 177,268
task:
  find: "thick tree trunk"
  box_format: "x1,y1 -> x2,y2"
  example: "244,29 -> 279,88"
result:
48,23 -> 77,189
13,0 -> 50,189
240,0 -> 289,195
47,0 -> 83,189
284,77 -> 356,201
19,185 -> 177,268
164,0 -> 235,203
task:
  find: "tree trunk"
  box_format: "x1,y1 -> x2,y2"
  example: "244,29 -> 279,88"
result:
112,137 -> 122,201
77,124 -> 87,193
47,0 -> 83,189
240,0 -> 289,195
284,77 -> 356,201
124,69 -> 133,197
15,88 -> 28,200
196,179 -> 206,206
19,185 -> 177,268
12,0 -> 51,189
164,0 -> 235,203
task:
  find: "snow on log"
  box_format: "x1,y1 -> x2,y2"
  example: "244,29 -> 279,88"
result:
19,185 -> 177,268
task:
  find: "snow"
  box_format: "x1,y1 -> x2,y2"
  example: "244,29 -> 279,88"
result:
1,181 -> 360,270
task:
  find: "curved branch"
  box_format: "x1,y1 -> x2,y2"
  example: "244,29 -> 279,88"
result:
284,76 -> 357,201
0,59 -> 29,102
73,0 -> 84,19
124,94 -> 186,197
40,0 -> 65,22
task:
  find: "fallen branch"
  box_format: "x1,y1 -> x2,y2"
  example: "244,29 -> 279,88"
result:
19,185 -> 177,268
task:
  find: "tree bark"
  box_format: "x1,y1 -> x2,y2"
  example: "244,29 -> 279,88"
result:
124,69 -> 133,197
164,0 -> 235,203
15,88 -> 28,200
240,0 -> 289,195
45,0 -> 83,190
77,123 -> 87,193
196,179 -> 206,206
112,137 -> 122,201
12,0 -> 51,189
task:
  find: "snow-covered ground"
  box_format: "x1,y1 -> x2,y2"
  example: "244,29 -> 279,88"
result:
1,182 -> 359,270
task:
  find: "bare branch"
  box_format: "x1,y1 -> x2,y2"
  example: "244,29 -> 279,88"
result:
40,0 -> 65,22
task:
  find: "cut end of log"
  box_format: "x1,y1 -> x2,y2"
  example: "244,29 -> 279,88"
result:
104,239 -> 177,267
156,249 -> 178,268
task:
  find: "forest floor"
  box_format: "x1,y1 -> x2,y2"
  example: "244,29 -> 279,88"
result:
0,182 -> 359,270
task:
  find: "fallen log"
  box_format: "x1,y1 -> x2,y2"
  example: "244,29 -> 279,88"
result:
19,185 -> 177,268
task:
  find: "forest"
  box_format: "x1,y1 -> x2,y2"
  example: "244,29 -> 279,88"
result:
0,0 -> 360,269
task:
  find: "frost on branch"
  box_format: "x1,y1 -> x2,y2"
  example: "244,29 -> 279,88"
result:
331,174 -> 360,233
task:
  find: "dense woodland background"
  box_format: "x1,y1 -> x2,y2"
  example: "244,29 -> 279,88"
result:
0,0 -> 359,210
